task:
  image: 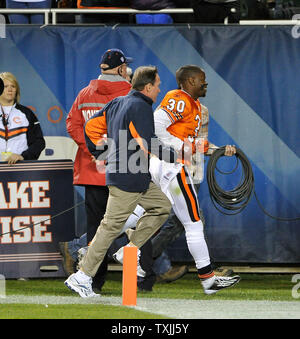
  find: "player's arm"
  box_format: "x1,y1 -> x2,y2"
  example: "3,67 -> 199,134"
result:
154,107 -> 184,152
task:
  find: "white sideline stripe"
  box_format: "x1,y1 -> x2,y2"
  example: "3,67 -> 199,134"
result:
1,295 -> 300,319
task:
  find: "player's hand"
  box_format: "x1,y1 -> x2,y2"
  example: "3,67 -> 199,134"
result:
195,139 -> 209,154
178,140 -> 193,165
224,145 -> 236,156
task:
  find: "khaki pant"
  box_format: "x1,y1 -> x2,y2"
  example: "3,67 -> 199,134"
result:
80,182 -> 171,277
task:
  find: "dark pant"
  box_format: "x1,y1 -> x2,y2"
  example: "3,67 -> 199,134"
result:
138,240 -> 156,291
6,0 -> 52,24
85,185 -> 109,290
80,13 -> 132,24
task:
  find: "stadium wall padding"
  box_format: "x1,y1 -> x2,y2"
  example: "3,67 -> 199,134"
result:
1,25 -> 300,263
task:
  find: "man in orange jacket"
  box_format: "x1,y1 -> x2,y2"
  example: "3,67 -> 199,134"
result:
65,49 -> 133,292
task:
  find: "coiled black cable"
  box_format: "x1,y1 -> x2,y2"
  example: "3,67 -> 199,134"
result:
207,146 -> 254,215
206,146 -> 300,220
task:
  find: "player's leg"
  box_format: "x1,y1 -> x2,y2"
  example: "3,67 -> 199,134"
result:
168,166 -> 240,294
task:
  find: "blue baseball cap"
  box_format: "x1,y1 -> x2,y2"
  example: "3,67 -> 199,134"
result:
100,49 -> 133,70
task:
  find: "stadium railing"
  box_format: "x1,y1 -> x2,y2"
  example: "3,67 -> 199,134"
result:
0,8 -> 193,25
0,8 -> 299,25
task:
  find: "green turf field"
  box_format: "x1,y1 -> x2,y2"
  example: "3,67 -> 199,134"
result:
0,272 -> 299,319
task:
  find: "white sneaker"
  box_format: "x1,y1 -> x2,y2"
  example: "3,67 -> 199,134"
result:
64,272 -> 100,298
202,275 -> 241,295
113,245 -> 146,278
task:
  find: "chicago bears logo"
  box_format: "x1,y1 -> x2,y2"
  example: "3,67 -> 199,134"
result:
13,116 -> 21,124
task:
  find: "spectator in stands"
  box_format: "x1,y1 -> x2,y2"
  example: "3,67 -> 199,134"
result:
131,0 -> 193,24
55,0 -> 77,24
131,0 -> 175,24
0,0 -> 9,24
77,0 -> 132,24
5,0 -> 52,24
0,72 -> 45,164
131,0 -> 175,9
191,0 -> 240,23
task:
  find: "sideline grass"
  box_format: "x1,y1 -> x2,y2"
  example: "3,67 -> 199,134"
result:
4,272 -> 297,300
0,303 -> 167,319
0,272 -> 299,319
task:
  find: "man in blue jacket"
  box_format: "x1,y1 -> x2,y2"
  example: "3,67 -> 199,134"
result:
64,66 -> 178,297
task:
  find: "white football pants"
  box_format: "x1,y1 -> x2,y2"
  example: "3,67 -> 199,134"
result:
150,157 -> 211,270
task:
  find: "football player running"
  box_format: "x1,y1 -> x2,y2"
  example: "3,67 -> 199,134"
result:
147,65 -> 240,294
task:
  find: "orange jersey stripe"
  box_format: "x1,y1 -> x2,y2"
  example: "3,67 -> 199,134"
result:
180,168 -> 200,222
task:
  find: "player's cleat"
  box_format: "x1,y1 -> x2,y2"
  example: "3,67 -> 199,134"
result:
113,245 -> 146,278
64,272 -> 100,298
203,275 -> 241,295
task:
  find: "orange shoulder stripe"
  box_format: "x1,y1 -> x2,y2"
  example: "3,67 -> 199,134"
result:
180,168 -> 200,222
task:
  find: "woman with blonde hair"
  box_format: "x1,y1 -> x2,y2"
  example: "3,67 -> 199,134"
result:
0,72 -> 45,164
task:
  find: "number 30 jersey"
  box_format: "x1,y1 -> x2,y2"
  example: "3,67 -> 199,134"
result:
154,89 -> 203,152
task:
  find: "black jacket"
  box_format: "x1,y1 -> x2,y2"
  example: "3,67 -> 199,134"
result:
18,104 -> 46,160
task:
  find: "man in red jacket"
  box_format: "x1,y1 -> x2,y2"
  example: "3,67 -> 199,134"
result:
65,49 -> 133,292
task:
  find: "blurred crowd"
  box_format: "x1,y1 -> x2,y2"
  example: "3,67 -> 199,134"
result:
0,0 -> 191,25
1,0 -> 289,25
